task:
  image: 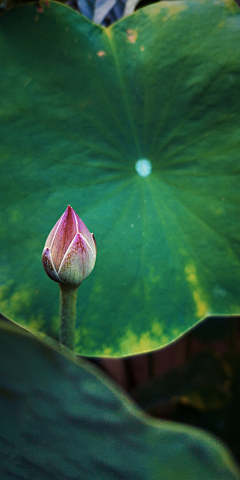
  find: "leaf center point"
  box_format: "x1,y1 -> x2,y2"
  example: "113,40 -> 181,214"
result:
135,159 -> 152,177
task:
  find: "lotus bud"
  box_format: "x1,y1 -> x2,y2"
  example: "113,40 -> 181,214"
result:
42,205 -> 96,287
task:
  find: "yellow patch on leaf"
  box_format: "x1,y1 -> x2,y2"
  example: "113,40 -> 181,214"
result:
126,29 -> 138,44
185,263 -> 209,319
161,2 -> 187,22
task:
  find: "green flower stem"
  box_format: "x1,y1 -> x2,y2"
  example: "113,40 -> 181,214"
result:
59,284 -> 79,351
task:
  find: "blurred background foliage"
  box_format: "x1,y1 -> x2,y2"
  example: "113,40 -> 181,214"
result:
98,315 -> 240,464
2,0 -> 238,25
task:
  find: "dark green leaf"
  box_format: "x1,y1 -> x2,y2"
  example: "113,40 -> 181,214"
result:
0,320 -> 239,479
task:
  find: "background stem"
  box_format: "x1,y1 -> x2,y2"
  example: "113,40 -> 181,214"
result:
59,284 -> 79,350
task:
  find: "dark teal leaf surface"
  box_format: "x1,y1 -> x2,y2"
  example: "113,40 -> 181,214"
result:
0,320 -> 239,479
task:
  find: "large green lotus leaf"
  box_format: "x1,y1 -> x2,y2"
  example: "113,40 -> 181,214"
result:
0,321 -> 239,480
0,0 -> 240,356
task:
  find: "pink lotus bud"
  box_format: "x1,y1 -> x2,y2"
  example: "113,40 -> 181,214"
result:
42,206 -> 96,287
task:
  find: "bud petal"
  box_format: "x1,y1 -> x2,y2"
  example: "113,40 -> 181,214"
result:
58,233 -> 96,285
44,205 -> 78,272
42,247 -> 62,283
42,206 -> 96,287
